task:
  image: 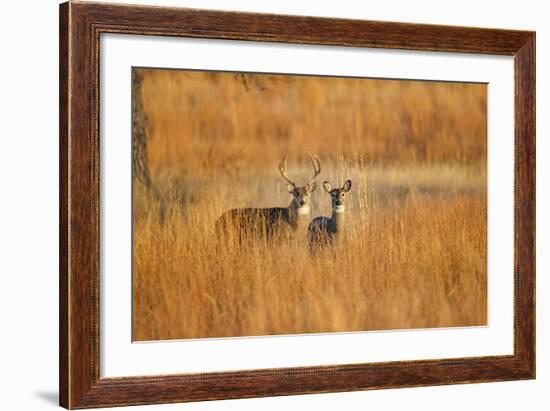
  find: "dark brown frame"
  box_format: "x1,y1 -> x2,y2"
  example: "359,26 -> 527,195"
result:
59,1 -> 535,409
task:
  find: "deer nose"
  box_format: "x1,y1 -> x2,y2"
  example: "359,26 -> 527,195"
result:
335,200 -> 342,206
300,200 -> 306,206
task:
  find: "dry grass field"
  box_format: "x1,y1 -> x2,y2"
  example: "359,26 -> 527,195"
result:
132,68 -> 487,341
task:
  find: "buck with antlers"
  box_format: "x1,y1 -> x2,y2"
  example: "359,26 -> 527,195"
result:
215,154 -> 322,240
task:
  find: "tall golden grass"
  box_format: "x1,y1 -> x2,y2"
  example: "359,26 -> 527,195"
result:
132,69 -> 487,341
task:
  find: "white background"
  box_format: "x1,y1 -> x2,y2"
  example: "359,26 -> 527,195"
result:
0,0 -> 547,410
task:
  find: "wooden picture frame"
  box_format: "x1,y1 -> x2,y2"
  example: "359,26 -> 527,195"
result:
59,1 -> 535,408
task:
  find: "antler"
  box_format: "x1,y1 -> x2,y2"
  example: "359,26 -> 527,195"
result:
278,155 -> 296,187
308,153 -> 322,185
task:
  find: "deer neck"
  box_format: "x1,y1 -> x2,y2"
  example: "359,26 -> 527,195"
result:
331,208 -> 345,233
288,200 -> 310,229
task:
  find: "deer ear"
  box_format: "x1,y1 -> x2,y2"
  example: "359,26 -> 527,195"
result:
308,182 -> 317,193
343,180 -> 352,192
287,184 -> 295,193
323,181 -> 331,193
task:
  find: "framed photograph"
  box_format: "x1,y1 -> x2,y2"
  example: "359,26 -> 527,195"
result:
59,1 -> 535,408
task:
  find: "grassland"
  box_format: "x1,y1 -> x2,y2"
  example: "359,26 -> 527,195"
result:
132,69 -> 487,341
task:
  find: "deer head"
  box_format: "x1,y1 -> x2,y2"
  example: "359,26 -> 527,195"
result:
279,153 -> 321,214
323,180 -> 352,213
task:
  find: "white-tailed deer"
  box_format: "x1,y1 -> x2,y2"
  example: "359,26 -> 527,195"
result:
308,180 -> 352,249
215,154 -> 321,240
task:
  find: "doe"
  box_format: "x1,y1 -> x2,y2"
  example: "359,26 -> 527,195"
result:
308,179 -> 352,250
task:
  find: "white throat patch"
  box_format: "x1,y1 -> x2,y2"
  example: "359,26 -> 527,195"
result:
334,205 -> 345,213
297,206 -> 310,215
